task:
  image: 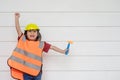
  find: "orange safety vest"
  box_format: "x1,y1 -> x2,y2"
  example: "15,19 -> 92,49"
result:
7,35 -> 44,80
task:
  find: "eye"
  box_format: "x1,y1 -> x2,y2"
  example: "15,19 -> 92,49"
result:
28,30 -> 32,32
33,30 -> 37,32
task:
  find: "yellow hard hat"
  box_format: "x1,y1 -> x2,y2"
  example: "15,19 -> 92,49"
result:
24,23 -> 39,31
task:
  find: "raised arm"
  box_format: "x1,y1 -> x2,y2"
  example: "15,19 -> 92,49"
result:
15,12 -> 22,37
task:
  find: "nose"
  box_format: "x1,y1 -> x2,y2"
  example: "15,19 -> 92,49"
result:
30,31 -> 34,34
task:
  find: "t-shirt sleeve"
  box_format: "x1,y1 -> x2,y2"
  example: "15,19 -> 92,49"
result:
18,33 -> 23,41
43,42 -> 51,53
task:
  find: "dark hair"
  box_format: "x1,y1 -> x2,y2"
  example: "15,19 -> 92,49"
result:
24,30 -> 42,41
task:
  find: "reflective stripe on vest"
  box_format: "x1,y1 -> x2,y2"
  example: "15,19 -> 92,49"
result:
9,56 -> 41,70
14,47 -> 43,62
8,35 -> 44,76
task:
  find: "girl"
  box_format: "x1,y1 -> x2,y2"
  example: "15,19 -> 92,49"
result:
7,12 -> 68,80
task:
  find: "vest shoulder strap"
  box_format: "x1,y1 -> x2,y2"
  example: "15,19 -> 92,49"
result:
39,41 -> 44,48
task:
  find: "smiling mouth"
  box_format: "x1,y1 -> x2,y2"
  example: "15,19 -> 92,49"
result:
30,35 -> 35,37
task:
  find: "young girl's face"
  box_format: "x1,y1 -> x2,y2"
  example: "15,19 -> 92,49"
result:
26,30 -> 38,41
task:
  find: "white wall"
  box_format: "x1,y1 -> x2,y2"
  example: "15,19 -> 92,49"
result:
1,0 -> 120,80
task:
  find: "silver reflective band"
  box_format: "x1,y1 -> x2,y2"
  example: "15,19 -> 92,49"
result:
22,35 -> 26,41
39,41 -> 44,48
14,47 -> 42,62
10,56 -> 41,70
